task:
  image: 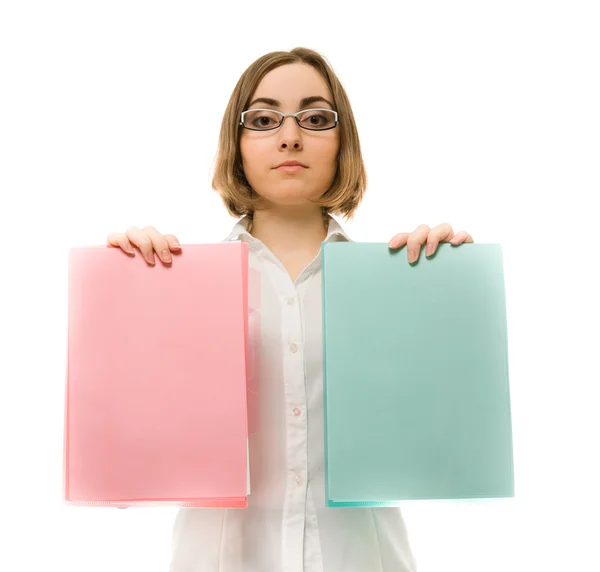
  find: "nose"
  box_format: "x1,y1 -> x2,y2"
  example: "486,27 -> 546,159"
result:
278,115 -> 302,149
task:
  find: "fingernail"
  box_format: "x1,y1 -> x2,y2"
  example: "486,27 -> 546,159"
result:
162,249 -> 172,262
146,255 -> 155,265
409,248 -> 416,262
426,243 -> 434,256
173,241 -> 181,249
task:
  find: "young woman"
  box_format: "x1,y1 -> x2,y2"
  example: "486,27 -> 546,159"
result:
107,47 -> 473,572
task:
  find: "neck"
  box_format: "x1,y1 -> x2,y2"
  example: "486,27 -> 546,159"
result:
248,207 -> 329,254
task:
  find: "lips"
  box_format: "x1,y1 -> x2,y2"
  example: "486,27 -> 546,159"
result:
276,164 -> 306,173
274,161 -> 307,168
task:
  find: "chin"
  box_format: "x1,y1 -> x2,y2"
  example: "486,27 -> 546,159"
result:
256,186 -> 323,204
269,194 -> 324,207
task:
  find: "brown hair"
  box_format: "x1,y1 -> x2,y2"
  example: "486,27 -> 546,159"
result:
210,47 -> 367,222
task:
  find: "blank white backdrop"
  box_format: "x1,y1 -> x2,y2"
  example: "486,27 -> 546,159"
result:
1,1 -> 599,571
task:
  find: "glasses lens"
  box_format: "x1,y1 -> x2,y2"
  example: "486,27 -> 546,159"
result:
297,109 -> 337,130
243,109 -> 282,130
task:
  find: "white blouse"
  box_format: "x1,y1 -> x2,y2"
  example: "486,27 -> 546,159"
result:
169,214 -> 418,572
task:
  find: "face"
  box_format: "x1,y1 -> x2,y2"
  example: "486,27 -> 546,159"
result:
239,63 -> 340,210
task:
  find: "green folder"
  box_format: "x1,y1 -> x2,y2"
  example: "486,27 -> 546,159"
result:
321,242 -> 514,507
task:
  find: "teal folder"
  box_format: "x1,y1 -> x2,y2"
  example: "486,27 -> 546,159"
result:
321,242 -> 514,507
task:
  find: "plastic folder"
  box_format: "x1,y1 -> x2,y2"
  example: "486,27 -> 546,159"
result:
321,242 -> 514,507
63,242 -> 260,508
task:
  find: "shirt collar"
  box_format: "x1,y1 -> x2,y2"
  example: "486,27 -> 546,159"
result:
223,214 -> 353,244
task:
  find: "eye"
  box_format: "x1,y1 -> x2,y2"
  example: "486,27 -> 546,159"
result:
245,109 -> 280,129
298,109 -> 336,129
255,116 -> 275,127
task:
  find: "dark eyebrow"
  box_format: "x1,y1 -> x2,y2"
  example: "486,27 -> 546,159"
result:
248,95 -> 334,110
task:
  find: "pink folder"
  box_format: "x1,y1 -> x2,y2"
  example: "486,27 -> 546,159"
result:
63,242 -> 260,508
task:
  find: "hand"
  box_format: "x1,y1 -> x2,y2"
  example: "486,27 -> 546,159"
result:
388,223 -> 474,264
106,225 -> 182,265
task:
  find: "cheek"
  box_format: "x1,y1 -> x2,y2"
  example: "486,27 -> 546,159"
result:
314,140 -> 339,168
319,134 -> 339,157
240,140 -> 268,174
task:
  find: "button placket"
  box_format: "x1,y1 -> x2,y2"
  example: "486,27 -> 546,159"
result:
279,278 -> 310,569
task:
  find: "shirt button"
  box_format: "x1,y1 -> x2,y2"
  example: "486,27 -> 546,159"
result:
287,298 -> 295,305
290,343 -> 298,353
295,475 -> 303,486
293,408 -> 301,417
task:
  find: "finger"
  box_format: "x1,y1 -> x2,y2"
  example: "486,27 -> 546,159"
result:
426,222 -> 454,255
164,234 -> 182,251
106,232 -> 135,255
125,226 -> 158,265
428,222 -> 455,244
141,225 -> 173,264
406,224 -> 431,262
450,231 -> 474,245
388,232 -> 410,249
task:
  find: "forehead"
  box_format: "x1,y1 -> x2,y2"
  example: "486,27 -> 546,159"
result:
252,63 -> 332,104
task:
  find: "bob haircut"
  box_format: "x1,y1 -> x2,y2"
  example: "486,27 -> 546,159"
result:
210,47 -> 367,222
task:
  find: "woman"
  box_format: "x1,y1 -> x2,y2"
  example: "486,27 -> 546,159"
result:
108,46 -> 473,572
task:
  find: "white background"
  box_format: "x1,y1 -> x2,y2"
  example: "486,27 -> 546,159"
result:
1,1 -> 599,571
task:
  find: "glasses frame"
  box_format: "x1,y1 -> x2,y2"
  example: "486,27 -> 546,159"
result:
239,107 -> 339,132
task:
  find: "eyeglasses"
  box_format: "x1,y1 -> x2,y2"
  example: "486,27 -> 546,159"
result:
239,108 -> 338,131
